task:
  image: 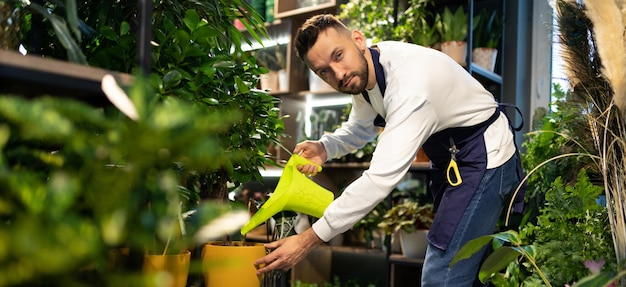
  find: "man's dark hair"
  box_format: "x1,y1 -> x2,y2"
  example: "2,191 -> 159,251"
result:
294,14 -> 351,61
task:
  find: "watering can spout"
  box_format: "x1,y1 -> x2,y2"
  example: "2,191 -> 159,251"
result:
240,154 -> 334,235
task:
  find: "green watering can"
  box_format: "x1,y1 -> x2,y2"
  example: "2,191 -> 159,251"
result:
240,154 -> 334,235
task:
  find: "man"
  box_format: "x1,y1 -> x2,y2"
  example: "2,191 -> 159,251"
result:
254,14 -> 525,286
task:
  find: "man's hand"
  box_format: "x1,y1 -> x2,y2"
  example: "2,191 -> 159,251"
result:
293,141 -> 327,177
254,228 -> 323,274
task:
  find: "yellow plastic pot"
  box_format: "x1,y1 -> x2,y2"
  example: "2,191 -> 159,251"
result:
108,248 -> 191,287
143,250 -> 191,287
202,241 -> 266,287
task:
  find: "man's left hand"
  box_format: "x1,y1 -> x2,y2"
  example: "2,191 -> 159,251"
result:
254,228 -> 323,274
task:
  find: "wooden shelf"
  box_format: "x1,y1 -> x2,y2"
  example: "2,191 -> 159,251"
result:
0,50 -> 132,106
298,89 -> 343,96
275,1 -> 338,19
389,254 -> 425,266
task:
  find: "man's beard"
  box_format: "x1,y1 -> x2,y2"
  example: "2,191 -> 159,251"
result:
337,51 -> 369,94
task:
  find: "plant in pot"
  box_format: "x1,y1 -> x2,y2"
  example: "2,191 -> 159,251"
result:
254,43 -> 288,92
338,0 -> 397,43
348,201 -> 386,249
406,15 -> 440,48
471,9 -> 503,72
0,73 -> 251,287
10,1 -> 281,286
435,6 -> 470,66
144,9 -> 284,287
378,200 -> 434,259
101,76 -> 259,287
393,0 -> 439,48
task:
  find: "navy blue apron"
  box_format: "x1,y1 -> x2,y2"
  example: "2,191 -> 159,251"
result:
363,47 -> 526,250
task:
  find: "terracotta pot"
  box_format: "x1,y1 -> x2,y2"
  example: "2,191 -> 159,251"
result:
399,229 -> 429,258
440,41 -> 467,66
472,47 -> 498,72
414,147 -> 429,163
202,241 -> 266,287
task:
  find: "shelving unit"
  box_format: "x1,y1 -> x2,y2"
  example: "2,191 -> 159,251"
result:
466,0 -> 506,102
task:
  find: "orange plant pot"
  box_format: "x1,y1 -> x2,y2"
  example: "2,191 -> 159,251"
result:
202,241 -> 266,287
440,41 -> 467,66
143,250 -> 191,287
108,248 -> 191,287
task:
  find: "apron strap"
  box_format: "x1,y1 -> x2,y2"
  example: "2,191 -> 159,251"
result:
362,47 -> 387,127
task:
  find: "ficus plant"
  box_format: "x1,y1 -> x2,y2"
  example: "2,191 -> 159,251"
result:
148,8 -> 285,201
0,75 -> 248,285
2,0 -> 286,284
37,0 -> 285,202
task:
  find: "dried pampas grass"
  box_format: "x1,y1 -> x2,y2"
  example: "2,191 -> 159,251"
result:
585,0 -> 626,114
556,0 -> 626,282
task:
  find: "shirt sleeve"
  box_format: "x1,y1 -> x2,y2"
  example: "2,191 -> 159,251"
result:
313,98 -> 439,242
319,95 -> 381,160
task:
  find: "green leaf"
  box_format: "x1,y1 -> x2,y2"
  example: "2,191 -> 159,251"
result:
478,246 -> 522,282
28,3 -> 87,64
199,65 -> 217,78
175,30 -> 191,50
450,234 -> 494,267
120,21 -> 130,36
572,271 -> 618,287
192,25 -> 221,40
183,45 -> 204,57
163,70 -> 183,89
202,98 -> 220,106
491,230 -> 521,245
65,0 -> 81,42
99,26 -> 117,41
234,76 -> 250,94
183,9 -> 200,31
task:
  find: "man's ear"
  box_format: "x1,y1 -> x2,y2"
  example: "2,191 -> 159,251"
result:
351,30 -> 367,52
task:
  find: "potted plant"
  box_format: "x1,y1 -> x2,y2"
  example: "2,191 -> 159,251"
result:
3,1 -> 281,286
472,9 -> 503,72
143,7 -> 283,287
435,6 -> 470,66
254,43 -> 288,92
393,0 -> 439,48
378,200 -> 434,258
408,16 -> 440,48
0,72 -> 253,286
338,0 -> 397,43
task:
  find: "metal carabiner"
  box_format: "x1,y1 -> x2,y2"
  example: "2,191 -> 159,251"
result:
447,137 -> 462,186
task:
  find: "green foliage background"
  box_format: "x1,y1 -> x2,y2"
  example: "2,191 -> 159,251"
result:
0,0 -> 285,286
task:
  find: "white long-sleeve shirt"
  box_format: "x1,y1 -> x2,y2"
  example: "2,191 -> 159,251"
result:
312,41 -> 516,242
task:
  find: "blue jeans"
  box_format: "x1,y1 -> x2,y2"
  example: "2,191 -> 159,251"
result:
421,155 -> 519,287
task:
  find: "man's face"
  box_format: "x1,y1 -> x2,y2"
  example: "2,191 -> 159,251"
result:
304,27 -> 369,94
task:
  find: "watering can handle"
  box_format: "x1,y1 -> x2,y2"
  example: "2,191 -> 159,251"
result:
290,154 -> 323,173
